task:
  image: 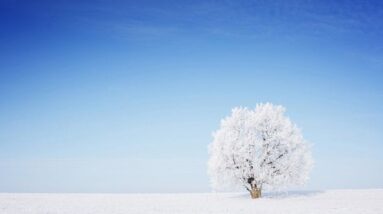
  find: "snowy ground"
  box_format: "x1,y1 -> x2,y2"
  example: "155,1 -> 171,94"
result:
0,189 -> 382,214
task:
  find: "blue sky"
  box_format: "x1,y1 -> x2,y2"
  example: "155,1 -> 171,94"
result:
0,0 -> 383,193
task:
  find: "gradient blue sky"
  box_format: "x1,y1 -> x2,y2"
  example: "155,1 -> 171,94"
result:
1,0 -> 383,193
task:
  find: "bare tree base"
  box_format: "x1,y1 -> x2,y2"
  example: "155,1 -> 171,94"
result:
250,188 -> 262,199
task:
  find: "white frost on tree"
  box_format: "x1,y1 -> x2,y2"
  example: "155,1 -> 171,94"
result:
208,103 -> 313,198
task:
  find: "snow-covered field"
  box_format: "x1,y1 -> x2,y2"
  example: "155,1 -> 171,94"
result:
0,189 -> 382,214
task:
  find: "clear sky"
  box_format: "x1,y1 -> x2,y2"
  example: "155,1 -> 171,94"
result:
1,0 -> 383,193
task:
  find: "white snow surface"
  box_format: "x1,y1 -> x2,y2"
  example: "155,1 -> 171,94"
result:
0,189 -> 382,214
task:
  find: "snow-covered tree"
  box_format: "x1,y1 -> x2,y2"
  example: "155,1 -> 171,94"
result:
208,103 -> 313,199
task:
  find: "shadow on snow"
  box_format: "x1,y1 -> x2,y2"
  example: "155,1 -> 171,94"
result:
230,190 -> 324,199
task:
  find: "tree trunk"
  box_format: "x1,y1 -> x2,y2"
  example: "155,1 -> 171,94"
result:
250,187 -> 262,199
